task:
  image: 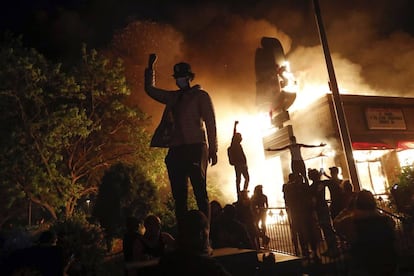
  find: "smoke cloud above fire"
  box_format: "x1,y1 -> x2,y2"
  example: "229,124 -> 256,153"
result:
114,0 -> 414,123
108,0 -> 414,204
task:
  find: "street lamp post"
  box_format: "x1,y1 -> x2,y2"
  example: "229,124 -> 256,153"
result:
86,199 -> 91,215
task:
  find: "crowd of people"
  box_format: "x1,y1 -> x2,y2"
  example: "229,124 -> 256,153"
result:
123,185 -> 272,262
122,177 -> 399,275
282,167 -> 400,275
122,193 -> 274,275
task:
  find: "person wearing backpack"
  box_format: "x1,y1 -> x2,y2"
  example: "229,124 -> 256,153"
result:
227,121 -> 250,199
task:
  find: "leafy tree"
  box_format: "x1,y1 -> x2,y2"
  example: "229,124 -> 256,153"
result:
390,163 -> 414,217
51,214 -> 107,275
60,45 -> 165,218
0,34 -> 166,225
0,35 -> 87,223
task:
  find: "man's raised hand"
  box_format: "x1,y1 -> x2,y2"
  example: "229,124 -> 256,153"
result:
148,53 -> 157,69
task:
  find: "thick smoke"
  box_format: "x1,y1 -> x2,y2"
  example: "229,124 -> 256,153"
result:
119,1 -> 414,120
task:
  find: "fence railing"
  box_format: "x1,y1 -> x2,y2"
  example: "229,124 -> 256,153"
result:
263,202 -> 414,274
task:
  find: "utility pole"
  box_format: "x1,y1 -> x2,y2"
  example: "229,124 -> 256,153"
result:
312,0 -> 360,191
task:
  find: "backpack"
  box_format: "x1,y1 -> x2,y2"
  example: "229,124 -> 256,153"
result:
227,146 -> 235,166
227,120 -> 239,166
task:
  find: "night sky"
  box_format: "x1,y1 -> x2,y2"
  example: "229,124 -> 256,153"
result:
3,0 -> 414,203
2,0 -> 414,96
2,1 -> 414,64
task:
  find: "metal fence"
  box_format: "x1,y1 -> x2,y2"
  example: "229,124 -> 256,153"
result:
262,203 -> 414,275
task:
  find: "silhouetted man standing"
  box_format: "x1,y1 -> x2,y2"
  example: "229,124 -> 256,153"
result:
227,121 -> 250,198
144,54 -> 218,227
308,168 -> 339,257
324,166 -> 345,219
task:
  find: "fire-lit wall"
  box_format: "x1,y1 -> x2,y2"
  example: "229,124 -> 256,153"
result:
341,95 -> 414,145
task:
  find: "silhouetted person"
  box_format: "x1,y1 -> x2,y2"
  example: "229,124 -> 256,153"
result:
234,190 -> 260,250
211,204 -> 255,249
283,172 -> 319,261
123,216 -> 142,262
267,135 -> 326,184
227,121 -> 250,198
308,168 -> 339,258
334,190 -> 398,276
341,180 -> 357,210
210,200 -> 224,224
324,166 -> 345,220
332,180 -> 357,247
251,184 -> 270,247
158,210 -> 232,276
136,215 -> 176,260
123,215 -> 177,275
145,54 -> 218,227
209,200 -> 224,248
123,216 -> 143,276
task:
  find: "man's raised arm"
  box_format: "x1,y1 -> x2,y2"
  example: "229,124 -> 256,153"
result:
266,145 -> 289,151
302,142 -> 326,148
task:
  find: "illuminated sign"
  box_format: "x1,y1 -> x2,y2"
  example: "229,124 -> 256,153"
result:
365,108 -> 406,130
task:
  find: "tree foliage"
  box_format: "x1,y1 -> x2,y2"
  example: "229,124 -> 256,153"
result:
0,34 -> 166,226
51,214 -> 107,275
390,163 -> 414,216
0,35 -> 85,223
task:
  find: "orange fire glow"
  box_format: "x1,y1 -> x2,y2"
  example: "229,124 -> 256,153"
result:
212,58 -> 335,207
211,112 -> 286,206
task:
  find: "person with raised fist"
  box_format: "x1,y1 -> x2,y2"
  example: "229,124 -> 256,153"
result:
144,54 -> 218,229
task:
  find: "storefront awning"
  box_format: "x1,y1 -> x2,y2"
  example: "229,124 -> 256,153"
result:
397,141 -> 414,150
352,142 -> 394,150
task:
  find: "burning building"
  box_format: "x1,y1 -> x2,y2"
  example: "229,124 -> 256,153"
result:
256,37 -> 414,197
290,94 -> 414,195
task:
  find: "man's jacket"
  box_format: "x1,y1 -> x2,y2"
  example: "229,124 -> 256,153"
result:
144,68 -> 217,153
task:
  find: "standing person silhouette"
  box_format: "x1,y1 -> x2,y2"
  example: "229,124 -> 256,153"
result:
283,173 -> 319,260
266,135 -> 326,184
227,121 -> 250,199
251,184 -> 270,247
144,54 -> 218,228
308,168 -> 339,258
235,190 -> 260,250
324,166 -> 345,220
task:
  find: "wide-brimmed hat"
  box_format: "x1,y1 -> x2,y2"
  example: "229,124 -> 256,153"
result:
173,62 -> 195,79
